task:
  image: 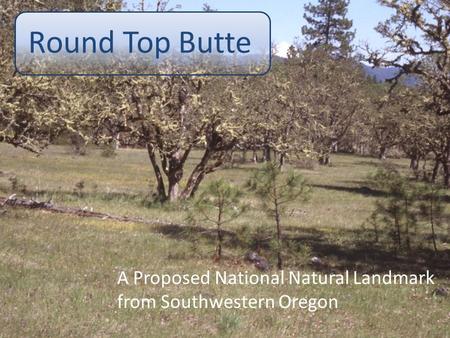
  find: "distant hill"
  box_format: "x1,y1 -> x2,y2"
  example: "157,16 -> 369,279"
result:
362,64 -> 418,86
272,56 -> 418,86
272,55 -> 287,64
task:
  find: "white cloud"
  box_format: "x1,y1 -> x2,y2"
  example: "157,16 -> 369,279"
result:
274,41 -> 291,58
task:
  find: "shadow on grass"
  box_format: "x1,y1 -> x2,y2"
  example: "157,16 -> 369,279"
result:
313,183 -> 450,203
353,159 -> 407,169
155,224 -> 219,241
5,186 -> 449,277
286,227 -> 450,277
353,160 -> 381,167
152,222 -> 450,277
311,184 -> 388,198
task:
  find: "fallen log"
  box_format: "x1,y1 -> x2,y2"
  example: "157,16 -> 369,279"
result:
0,195 -> 235,236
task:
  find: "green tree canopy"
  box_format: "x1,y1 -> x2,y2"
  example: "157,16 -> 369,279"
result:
301,0 -> 355,56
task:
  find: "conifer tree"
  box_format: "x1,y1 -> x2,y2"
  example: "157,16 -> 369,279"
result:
247,162 -> 311,269
188,180 -> 247,260
301,0 -> 355,56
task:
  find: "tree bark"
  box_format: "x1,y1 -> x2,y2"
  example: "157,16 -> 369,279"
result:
181,148 -> 214,199
410,157 -> 419,171
432,160 -> 440,183
146,144 -> 167,202
181,128 -> 235,199
252,149 -> 258,163
410,155 -> 420,179
319,153 -> 330,166
331,140 -> 338,153
263,144 -> 271,162
165,151 -> 186,202
167,171 -> 182,202
279,153 -> 285,169
241,150 -> 247,163
379,146 -> 387,160
443,160 -> 450,188
274,197 -> 283,270
216,206 -> 223,260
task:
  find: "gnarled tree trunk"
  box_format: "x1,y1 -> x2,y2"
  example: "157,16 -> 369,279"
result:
146,144 -> 167,202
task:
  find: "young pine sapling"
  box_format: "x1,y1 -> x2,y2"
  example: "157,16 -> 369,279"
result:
370,167 -> 419,252
418,184 -> 445,254
247,162 -> 310,270
188,179 -> 247,260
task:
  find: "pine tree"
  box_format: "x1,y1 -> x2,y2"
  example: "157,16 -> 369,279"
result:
301,0 -> 355,56
247,162 -> 311,269
188,180 -> 247,260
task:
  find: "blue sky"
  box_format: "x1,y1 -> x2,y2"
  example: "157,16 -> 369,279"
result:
127,1 -> 395,56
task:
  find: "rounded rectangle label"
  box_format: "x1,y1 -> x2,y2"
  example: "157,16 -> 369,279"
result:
15,11 -> 271,76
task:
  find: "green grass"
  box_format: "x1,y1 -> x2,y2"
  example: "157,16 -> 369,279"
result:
0,144 -> 449,337
0,144 -> 410,229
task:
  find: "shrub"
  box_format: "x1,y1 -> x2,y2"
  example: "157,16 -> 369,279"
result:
100,143 -> 117,158
74,180 -> 85,197
8,176 -> 27,194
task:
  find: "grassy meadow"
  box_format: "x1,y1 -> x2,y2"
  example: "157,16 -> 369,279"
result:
0,144 -> 449,337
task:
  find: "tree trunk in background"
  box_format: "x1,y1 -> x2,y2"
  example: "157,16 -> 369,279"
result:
241,150 -> 247,163
181,148 -> 215,199
229,150 -> 235,168
146,144 -> 167,202
167,171 -> 182,202
410,156 -> 420,179
252,149 -> 258,163
443,161 -> 450,188
70,133 -> 86,156
147,145 -> 188,202
379,146 -> 387,160
432,160 -> 440,183
410,157 -> 419,170
164,150 -> 187,202
442,143 -> 450,188
319,153 -> 330,166
421,160 -> 428,182
279,153 -> 285,169
263,144 -> 271,162
331,140 -> 338,153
